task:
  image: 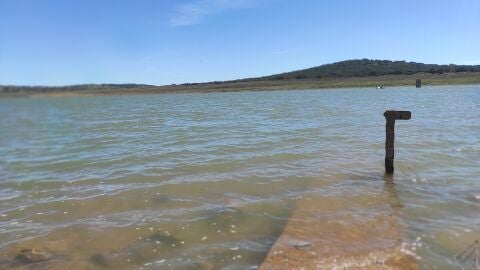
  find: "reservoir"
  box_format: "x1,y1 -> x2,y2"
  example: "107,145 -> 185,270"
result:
0,85 -> 479,269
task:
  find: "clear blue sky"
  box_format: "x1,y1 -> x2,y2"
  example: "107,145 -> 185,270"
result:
1,0 -> 479,86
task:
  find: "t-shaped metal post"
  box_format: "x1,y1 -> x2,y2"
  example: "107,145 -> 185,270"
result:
384,110 -> 411,175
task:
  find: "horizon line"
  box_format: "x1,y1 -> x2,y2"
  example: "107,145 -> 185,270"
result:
1,58 -> 479,88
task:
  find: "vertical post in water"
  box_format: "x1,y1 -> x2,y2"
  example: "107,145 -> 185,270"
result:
384,113 -> 395,174
416,79 -> 422,88
384,110 -> 411,175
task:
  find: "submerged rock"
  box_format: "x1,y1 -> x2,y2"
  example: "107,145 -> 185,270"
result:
90,243 -> 158,268
167,260 -> 216,270
15,248 -> 53,264
259,193 -> 419,269
150,194 -> 170,205
292,240 -> 311,250
0,247 -> 67,270
146,233 -> 181,247
205,206 -> 245,229
90,251 -> 128,268
90,233 -> 183,268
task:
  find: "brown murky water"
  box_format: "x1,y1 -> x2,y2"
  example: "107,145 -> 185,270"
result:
0,86 -> 479,269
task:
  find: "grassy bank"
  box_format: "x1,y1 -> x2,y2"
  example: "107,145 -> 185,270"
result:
1,72 -> 480,98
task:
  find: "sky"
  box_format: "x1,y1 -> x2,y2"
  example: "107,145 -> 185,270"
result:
0,0 -> 479,86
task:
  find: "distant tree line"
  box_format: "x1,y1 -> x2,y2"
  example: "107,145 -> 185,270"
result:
0,84 -> 156,93
253,59 -> 480,81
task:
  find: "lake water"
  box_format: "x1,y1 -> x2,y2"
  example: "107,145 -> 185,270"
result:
0,86 -> 479,269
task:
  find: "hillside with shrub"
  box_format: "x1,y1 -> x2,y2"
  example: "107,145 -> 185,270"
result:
250,59 -> 480,81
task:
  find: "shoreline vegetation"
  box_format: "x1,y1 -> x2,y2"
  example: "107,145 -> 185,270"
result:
2,59 -> 480,97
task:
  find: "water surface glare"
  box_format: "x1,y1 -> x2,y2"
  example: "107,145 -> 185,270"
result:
0,86 -> 479,269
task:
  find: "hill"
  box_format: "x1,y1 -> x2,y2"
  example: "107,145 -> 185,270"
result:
246,59 -> 480,81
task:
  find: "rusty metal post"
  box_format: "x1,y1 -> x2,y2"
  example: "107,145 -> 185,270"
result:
384,110 -> 411,175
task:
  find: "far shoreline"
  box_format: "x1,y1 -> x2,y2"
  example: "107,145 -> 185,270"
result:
1,72 -> 480,98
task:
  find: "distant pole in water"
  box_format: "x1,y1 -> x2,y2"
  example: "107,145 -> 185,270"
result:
384,110 -> 411,175
416,79 -> 422,88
